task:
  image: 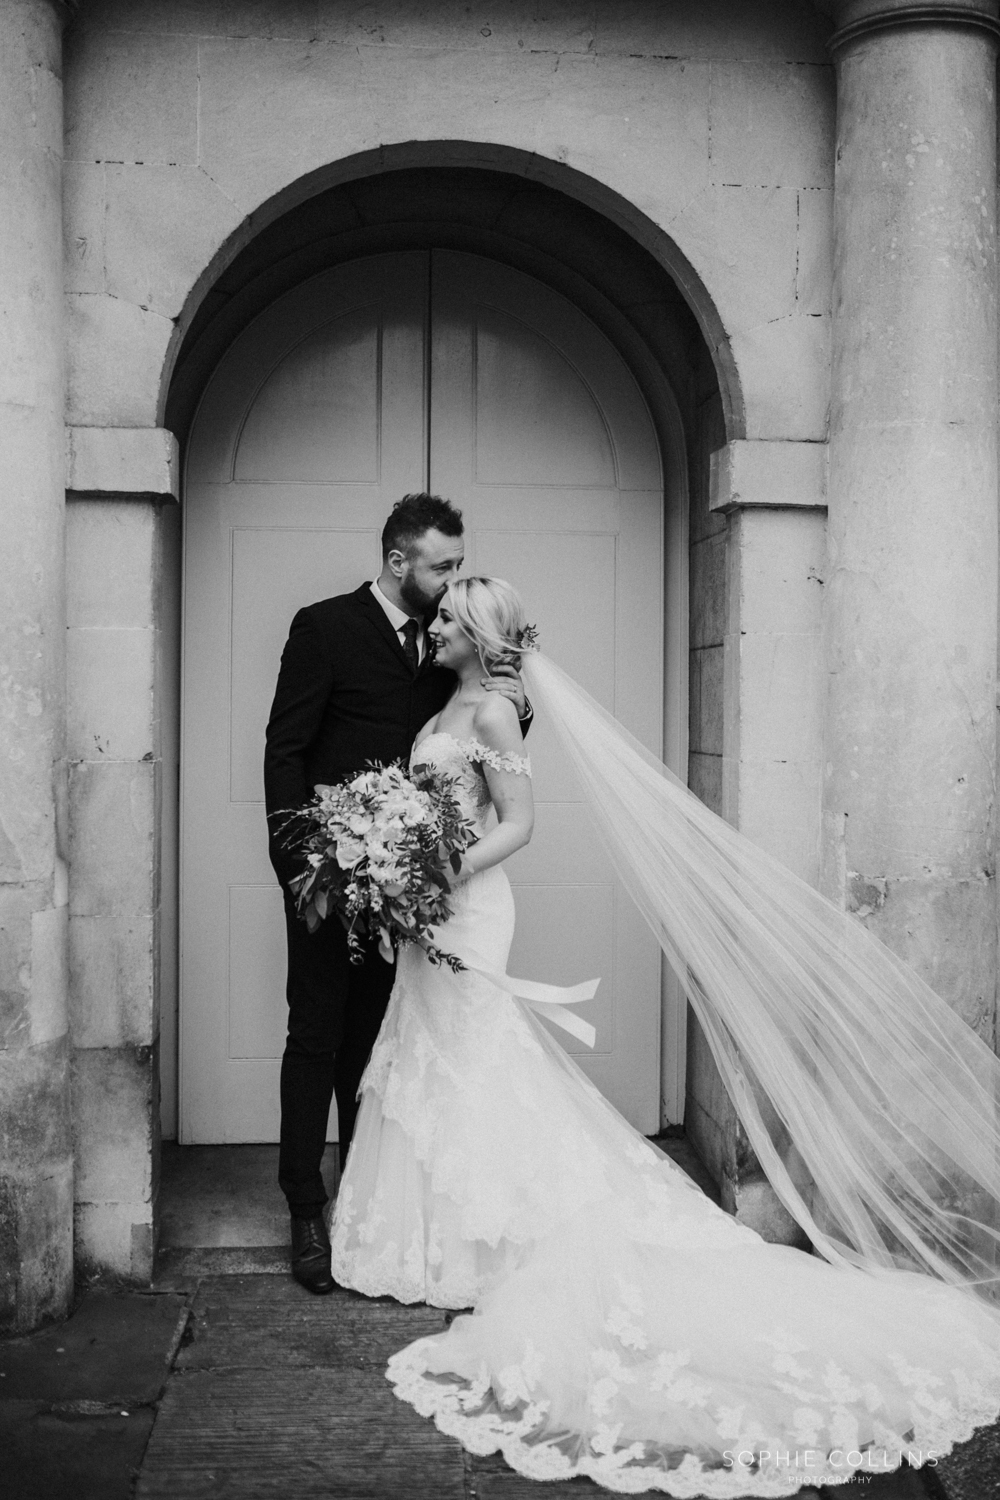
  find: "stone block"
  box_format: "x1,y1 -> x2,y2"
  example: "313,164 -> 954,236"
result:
711,439 -> 828,517
0,882 -> 66,1054
196,36 -> 376,213
862,874 -> 997,1040
0,1287 -> 188,1404
525,52 -> 711,226
669,184 -> 798,335
103,164 -> 242,321
690,645 -> 724,757
66,294 -> 171,429
66,428 -> 179,501
73,1201 -> 153,1282
63,162 -> 106,296
317,0 -> 596,52
685,1016 -> 740,1183
66,500 -> 157,630
731,313 -> 831,441
77,0 -> 319,37
720,507 -> 826,881
0,1035 -> 71,1184
70,913 -> 156,1050
0,886 -> 36,1050
823,565 -> 995,876
0,807 -> 27,886
29,904 -> 70,1048
196,36 -> 710,225
65,29 -> 199,165
592,0 -> 831,63
721,1174 -> 810,1247
67,628 -> 156,762
688,752 -> 722,815
688,648 -> 701,750
709,59 -> 835,190
0,1041 -> 74,1330
728,505 -> 827,634
796,187 -> 834,315
734,757 -> 823,885
68,762 -> 157,920
737,631 -> 824,765
689,532 -> 727,649
72,1046 -> 155,1209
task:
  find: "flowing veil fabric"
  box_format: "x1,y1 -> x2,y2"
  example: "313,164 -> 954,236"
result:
520,652 -> 1000,1308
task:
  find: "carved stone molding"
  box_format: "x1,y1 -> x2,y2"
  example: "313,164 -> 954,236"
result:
828,2 -> 1000,52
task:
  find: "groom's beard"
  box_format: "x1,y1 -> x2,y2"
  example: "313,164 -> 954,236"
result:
399,575 -> 445,619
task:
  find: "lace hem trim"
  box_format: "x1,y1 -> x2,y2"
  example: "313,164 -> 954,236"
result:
330,1246 -> 482,1310
386,1341 -> 1000,1498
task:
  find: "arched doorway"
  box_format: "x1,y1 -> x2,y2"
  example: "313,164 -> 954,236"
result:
180,248 -> 678,1142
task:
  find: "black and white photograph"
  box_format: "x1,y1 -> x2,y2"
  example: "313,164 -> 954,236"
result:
2,2 -> 1000,1497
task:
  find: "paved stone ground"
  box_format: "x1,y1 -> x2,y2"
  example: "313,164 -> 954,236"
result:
1,1271 -> 995,1499
138,1275 -> 956,1500
0,1289 -> 188,1500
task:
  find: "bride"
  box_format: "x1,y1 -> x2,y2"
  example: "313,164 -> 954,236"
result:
329,577 -> 1000,1495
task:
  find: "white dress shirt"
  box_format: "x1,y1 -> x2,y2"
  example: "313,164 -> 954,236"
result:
370,579 -> 426,663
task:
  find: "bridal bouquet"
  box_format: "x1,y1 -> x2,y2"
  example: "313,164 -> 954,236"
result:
278,761 -> 478,969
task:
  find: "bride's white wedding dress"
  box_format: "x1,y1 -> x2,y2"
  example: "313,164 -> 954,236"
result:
330,731 -> 1000,1496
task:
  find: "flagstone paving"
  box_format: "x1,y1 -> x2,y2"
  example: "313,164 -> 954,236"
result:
136,1274 -> 943,1500
0,1270 -> 991,1499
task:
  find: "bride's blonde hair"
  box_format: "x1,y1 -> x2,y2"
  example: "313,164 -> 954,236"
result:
445,577 -> 527,672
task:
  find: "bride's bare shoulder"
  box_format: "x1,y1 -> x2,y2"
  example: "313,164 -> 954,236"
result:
471,692 -> 521,750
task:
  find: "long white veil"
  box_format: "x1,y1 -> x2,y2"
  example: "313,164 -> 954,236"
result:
521,651 -> 1000,1307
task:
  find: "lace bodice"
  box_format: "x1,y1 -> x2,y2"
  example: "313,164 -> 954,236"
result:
410,732 -> 531,832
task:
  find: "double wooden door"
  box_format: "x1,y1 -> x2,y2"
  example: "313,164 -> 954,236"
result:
181,250 -> 665,1142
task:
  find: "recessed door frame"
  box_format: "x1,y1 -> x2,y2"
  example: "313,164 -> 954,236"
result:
161,243 -> 690,1141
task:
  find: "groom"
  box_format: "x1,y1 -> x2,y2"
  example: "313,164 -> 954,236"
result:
264,493 -> 528,1294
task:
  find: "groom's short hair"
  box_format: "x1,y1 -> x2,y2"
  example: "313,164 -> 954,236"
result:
381,494 -> 464,559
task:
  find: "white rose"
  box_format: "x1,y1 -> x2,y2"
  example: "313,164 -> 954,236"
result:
335,836 -> 365,868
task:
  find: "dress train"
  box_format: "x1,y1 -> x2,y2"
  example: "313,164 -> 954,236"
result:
329,733 -> 1000,1495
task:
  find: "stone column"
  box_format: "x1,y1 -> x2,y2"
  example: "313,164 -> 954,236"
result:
823,1 -> 999,1036
0,0 -> 73,1331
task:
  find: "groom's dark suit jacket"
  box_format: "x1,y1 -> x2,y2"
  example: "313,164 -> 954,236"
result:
264,583 -> 455,883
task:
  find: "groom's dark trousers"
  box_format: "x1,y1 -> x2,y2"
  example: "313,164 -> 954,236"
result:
264,583 -> 455,1216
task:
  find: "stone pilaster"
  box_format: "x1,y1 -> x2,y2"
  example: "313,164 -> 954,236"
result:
0,0 -> 73,1331
686,441 -> 827,1245
822,0 -> 999,1035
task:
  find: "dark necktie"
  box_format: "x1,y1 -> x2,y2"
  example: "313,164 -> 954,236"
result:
401,618 -> 420,675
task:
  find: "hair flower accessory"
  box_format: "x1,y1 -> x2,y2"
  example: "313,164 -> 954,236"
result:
515,623 -> 540,653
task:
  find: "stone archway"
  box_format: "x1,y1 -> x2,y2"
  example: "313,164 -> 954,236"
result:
160,145 -> 743,442
157,159 -> 732,1163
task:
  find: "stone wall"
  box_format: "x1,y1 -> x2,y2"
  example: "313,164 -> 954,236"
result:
60,0 -> 837,1273
64,0 -> 834,438
65,498 -> 180,1280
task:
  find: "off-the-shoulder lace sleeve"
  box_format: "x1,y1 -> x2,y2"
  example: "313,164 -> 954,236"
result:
462,737 -> 532,777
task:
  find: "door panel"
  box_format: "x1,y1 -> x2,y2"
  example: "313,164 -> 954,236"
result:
233,309 -> 382,483
181,253 -> 428,1142
431,252 -> 664,1128
181,248 -> 666,1141
471,308 -> 617,487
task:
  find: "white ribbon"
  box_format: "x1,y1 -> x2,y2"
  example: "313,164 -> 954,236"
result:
459,951 -> 599,1048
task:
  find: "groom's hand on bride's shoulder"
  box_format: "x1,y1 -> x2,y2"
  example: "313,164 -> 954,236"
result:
482,662 -> 529,720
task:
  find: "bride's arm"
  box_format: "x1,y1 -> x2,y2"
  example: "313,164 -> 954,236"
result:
454,696 -> 534,880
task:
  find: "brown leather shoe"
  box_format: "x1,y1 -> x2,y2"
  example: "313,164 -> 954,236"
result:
290,1214 -> 335,1295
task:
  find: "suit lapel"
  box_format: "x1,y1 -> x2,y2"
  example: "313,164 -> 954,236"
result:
353,583 -> 416,673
